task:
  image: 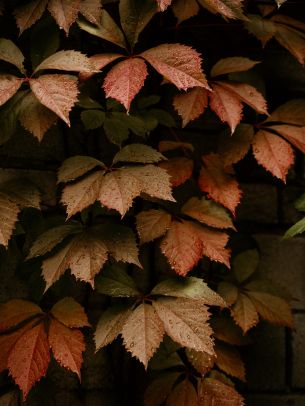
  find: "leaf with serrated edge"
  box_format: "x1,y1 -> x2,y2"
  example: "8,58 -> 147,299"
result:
8,322 -> 50,399
182,196 -> 235,229
79,53 -> 123,81
233,249 -> 259,283
95,305 -> 132,350
231,293 -> 259,333
159,157 -> 194,187
47,0 -> 81,34
172,0 -> 200,23
34,50 -> 95,73
141,44 -> 210,91
136,209 -> 172,244
244,14 -> 276,47
0,75 -> 23,107
30,74 -> 79,125
103,58 -> 148,111
113,144 -> 165,164
211,57 -> 260,78
13,0 -> 48,35
199,154 -> 242,215
268,125 -> 305,155
0,39 -> 25,73
0,300 -> 43,333
173,87 -> 208,127
198,0 -> 245,20
122,303 -> 165,368
48,319 -> 85,378
186,348 -> 215,375
198,378 -> 245,406
96,264 -> 140,297
215,342 -> 245,381
79,0 -> 101,24
166,379 -> 198,405
152,277 -> 226,307
218,282 -> 238,306
153,297 -> 214,354
0,192 -> 19,247
51,297 -> 89,328
58,155 -> 104,183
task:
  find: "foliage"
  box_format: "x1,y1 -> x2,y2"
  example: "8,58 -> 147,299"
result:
0,0 -> 302,403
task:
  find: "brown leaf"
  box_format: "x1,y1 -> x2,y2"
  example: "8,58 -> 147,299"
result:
113,143 -> 165,164
252,130 -> 294,181
218,124 -> 254,166
103,57 -> 148,111
244,14 -> 276,47
58,155 -> 104,183
79,0 -> 101,24
186,348 -> 215,375
231,293 -> 259,333
158,140 -> 194,153
0,75 -> 23,107
159,157 -> 194,187
274,24 -> 305,65
215,342 -> 246,381
0,192 -> 19,247
47,0 -> 81,34
136,209 -> 172,244
211,315 -> 251,346
172,0 -> 200,23
199,154 -> 242,215
198,0 -> 245,20
8,322 -> 50,399
166,379 -> 198,405
141,43 -> 210,91
266,99 -> 305,126
153,297 -> 214,354
122,303 -> 165,368
48,319 -> 85,378
173,87 -> 208,127
34,50 -> 95,73
51,297 -> 89,328
30,74 -> 79,125
13,0 -> 48,35
211,57 -> 260,78
218,282 -> 238,306
0,300 -> 42,333
144,372 -> 180,406
0,39 -> 25,73
198,378 -> 245,405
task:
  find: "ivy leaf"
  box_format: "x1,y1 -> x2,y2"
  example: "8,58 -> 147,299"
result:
231,293 -> 259,333
166,379 -> 198,405
198,0 -> 245,20
144,372 -> 181,406
30,74 -> 79,125
172,0 -> 200,23
159,157 -> 194,187
113,143 -> 165,164
18,92 -> 58,141
265,99 -> 305,126
81,109 -> 105,129
211,315 -> 251,346
284,216 -> 305,238
47,0 -> 81,34
233,249 -> 259,283
252,130 -> 294,182
77,10 -> 127,49
50,297 -> 90,328
103,58 -> 148,111
79,0 -> 102,24
119,0 -> 157,48
173,87 -> 208,127
0,75 -> 23,107
8,322 -> 50,399
48,318 -> 85,378
267,125 -> 305,155
122,303 -> 165,368
198,378 -> 245,405
136,209 -> 172,244
211,57 -> 260,78
95,305 -> 132,350
0,300 -> 42,333
58,155 -> 104,183
0,38 -> 25,74
215,342 -> 246,381
244,14 -> 276,47
34,50 -> 95,73
96,265 -> 140,297
141,44 -> 210,91
153,297 -> 214,354
0,192 -> 20,247
186,348 -> 215,375
182,196 -> 235,230
218,282 -> 238,306
13,0 -> 48,35
199,154 -> 242,215
158,140 -> 194,153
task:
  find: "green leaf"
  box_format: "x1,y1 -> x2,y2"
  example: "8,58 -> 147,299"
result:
233,249 -> 259,283
104,117 -> 130,145
96,264 -> 140,297
295,193 -> 305,212
112,112 -> 148,136
137,95 -> 161,109
284,217 -> 305,238
81,110 -> 105,130
149,108 -> 176,127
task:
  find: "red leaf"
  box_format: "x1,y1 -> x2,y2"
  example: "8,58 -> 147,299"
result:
141,43 -> 210,91
47,0 -> 81,34
173,87 -> 209,127
252,130 -> 294,181
103,57 -> 148,111
198,154 -> 242,215
0,300 -> 43,333
14,0 -> 48,34
0,75 -> 23,107
159,157 -> 194,187
8,322 -> 50,399
48,319 -> 85,378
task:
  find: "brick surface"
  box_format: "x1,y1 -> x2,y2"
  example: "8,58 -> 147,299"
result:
237,184 -> 278,224
292,314 -> 305,388
254,234 -> 305,309
247,394 -> 305,406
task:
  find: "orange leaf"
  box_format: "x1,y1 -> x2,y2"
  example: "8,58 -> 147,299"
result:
269,124 -> 305,154
198,378 -> 245,405
159,157 -> 194,187
136,209 -> 172,244
0,299 -> 43,333
173,87 -> 208,127
231,293 -> 259,333
47,0 -> 81,34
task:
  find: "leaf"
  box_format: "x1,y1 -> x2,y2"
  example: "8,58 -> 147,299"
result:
96,266 -> 140,297
198,378 -> 244,405
159,157 -> 194,187
268,124 -> 305,155
153,297 -> 214,354
284,216 -> 305,238
215,342 -> 245,381
186,348 -> 215,375
172,0 -> 200,23
182,196 -> 235,229
199,154 -> 242,215
77,9 -> 127,49
166,379 -> 198,405
144,372 -> 180,406
47,0 -> 81,34
218,282 -> 238,306
119,0 -> 157,48
8,322 -> 50,399
48,319 -> 85,378
113,143 -> 165,164
0,300 -> 42,333
13,0 -> 48,35
233,249 -> 259,283
0,192 -> 20,247
0,75 -> 23,107
231,293 -> 259,333
34,50 -> 94,73
18,92 -> 58,141
141,44 -> 210,91
152,276 -> 226,307
0,391 -> 19,406
156,0 -> 172,11
0,38 -> 25,73
103,58 -> 148,111
58,155 -> 104,183
95,305 -> 132,350
211,57 -> 260,78
274,24 -> 305,65
173,87 -> 208,127
266,99 -> 305,126
79,0 -> 102,24
2,179 -> 41,209
30,74 -> 79,125
252,130 -> 294,181
136,209 -> 171,244
198,0 -> 245,20
158,140 -> 194,153
122,303 -> 165,367
51,297 -> 89,328
211,315 -> 250,346
81,109 -> 105,129
209,83 -> 243,134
